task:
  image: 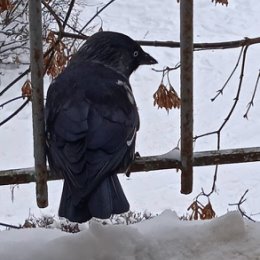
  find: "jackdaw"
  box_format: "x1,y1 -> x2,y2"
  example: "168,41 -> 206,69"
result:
45,31 -> 157,223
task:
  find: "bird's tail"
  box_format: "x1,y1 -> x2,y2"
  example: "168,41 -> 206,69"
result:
58,174 -> 129,223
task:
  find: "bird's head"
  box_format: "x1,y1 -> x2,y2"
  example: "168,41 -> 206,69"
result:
72,31 -> 157,78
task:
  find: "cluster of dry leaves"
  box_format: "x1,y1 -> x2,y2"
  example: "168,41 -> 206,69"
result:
18,30 -> 71,99
153,83 -> 181,112
0,0 -> 13,12
187,200 -> 216,220
44,31 -> 70,78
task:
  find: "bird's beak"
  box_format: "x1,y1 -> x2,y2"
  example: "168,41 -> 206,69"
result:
140,51 -> 158,65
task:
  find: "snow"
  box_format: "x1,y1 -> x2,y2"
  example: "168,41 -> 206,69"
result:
1,210 -> 260,260
1,0 -> 260,259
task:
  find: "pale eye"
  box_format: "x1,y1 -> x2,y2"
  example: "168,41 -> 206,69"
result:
133,51 -> 139,57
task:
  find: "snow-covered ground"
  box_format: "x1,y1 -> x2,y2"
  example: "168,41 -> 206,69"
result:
2,211 -> 260,260
1,0 -> 260,259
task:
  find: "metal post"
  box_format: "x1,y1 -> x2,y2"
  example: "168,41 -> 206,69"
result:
180,0 -> 193,194
28,0 -> 48,207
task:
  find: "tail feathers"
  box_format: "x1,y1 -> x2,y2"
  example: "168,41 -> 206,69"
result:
58,182 -> 92,223
58,175 -> 129,223
88,174 -> 129,218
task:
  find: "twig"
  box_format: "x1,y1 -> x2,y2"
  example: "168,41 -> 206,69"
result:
0,68 -> 30,97
194,46 -> 249,201
79,0 -> 116,34
244,70 -> 260,119
41,0 -> 63,33
194,45 -> 249,145
211,46 -> 244,101
0,99 -> 30,127
0,96 -> 23,108
218,45 -> 249,134
229,189 -> 255,222
152,64 -> 181,73
41,1 -> 85,37
69,0 -> 116,50
152,64 -> 181,85
209,164 -> 218,196
62,0 -> 76,30
0,222 -> 21,229
0,30 -> 66,97
1,0 -> 82,97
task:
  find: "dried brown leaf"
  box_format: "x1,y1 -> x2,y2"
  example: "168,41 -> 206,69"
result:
200,202 -> 216,220
21,80 -> 32,99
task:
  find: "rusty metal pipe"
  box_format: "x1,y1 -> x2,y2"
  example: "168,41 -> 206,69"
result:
180,0 -> 194,194
29,0 -> 48,208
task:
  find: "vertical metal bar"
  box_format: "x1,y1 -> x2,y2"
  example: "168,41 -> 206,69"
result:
29,0 -> 48,207
180,0 -> 193,194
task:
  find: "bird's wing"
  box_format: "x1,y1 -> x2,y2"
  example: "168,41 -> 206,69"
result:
45,62 -> 139,203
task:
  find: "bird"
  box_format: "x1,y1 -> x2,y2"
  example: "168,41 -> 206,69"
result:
45,31 -> 157,223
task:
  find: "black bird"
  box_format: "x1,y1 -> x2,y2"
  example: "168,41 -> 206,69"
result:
45,31 -> 157,223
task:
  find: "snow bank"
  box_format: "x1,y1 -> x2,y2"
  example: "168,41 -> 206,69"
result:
1,211 -> 260,260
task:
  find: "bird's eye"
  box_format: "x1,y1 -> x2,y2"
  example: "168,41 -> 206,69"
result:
133,51 -> 139,57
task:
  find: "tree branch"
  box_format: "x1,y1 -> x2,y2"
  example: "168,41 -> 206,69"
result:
0,96 -> 23,108
62,0 -> 75,30
0,99 -> 30,127
0,68 -> 30,97
0,222 -> 21,229
79,0 -> 116,34
244,70 -> 260,119
194,45 -> 249,145
41,0 -> 63,33
211,46 -> 244,102
229,189 -> 256,222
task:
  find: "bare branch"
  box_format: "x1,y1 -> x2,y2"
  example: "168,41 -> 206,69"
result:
0,222 -> 21,229
41,0 -> 63,33
0,99 -> 30,127
211,46 -> 244,102
152,64 -> 181,73
229,189 -> 256,222
79,0 -> 116,34
0,96 -> 23,108
195,45 -> 249,144
194,45 -> 250,201
68,0 -> 116,50
0,68 -> 30,96
219,45 -> 249,132
62,0 -> 75,29
244,70 -> 260,119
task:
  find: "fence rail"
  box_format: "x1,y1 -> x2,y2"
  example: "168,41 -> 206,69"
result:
1,2 -> 260,208
1,147 -> 260,186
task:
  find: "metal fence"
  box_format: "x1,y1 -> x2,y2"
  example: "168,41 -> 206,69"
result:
1,0 -> 260,208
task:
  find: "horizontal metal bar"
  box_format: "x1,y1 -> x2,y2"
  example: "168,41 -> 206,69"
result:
0,147 -> 260,186
52,31 -> 260,51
